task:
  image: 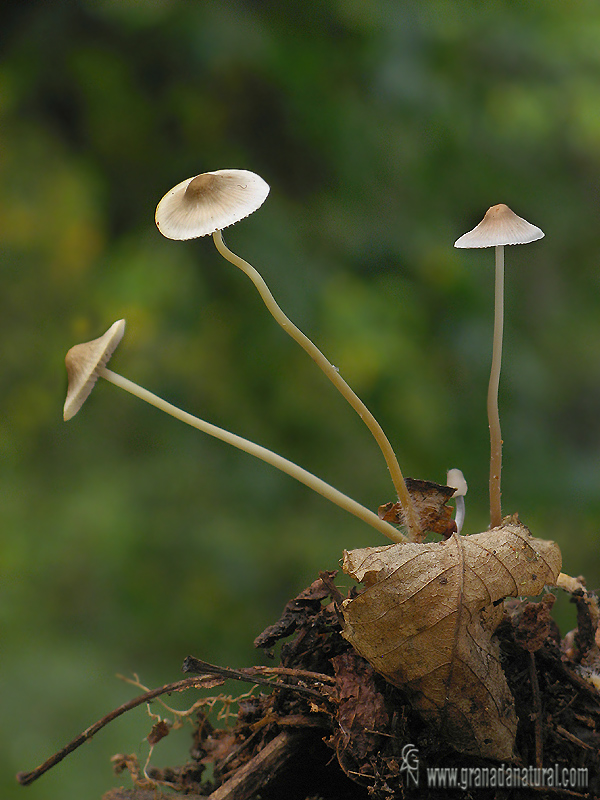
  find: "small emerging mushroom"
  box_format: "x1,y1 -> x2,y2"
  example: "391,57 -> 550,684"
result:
155,169 -> 421,539
64,321 -> 406,543
455,204 -> 544,528
446,467 -> 468,534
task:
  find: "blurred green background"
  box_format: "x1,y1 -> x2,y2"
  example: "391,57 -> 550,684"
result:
3,1 -> 600,797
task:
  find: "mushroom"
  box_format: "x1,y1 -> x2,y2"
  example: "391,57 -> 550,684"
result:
155,169 -> 270,240
155,169 -> 421,539
454,204 -> 544,528
446,468 -> 468,534
64,319 -> 126,421
64,321 -> 407,544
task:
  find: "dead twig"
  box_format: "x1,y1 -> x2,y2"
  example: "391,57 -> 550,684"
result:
555,724 -> 595,751
528,652 -> 544,769
181,656 -> 331,701
16,674 -> 224,787
249,665 -> 335,684
318,569 -> 344,605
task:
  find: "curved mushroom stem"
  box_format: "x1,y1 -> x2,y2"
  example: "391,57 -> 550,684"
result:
488,244 -> 504,528
212,230 -> 421,540
454,495 -> 466,535
98,367 -> 407,543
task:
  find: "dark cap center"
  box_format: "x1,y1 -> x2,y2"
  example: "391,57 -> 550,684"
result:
184,173 -> 218,202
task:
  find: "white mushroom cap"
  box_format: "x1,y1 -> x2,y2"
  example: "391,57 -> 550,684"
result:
454,204 -> 544,248
446,468 -> 468,497
155,169 -> 270,240
63,319 -> 125,421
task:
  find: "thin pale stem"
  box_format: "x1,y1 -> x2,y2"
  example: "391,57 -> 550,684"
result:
488,245 -> 504,528
99,367 -> 406,543
212,230 -> 420,539
454,497 -> 466,534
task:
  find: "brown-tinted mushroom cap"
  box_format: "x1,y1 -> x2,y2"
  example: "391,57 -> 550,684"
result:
63,320 -> 125,420
454,204 -> 544,248
155,169 -> 270,240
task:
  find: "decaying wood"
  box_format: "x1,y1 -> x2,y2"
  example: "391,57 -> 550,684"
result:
207,730 -> 309,800
254,573 -> 337,652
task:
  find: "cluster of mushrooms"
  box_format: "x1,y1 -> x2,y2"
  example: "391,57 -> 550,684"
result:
64,169 -> 544,541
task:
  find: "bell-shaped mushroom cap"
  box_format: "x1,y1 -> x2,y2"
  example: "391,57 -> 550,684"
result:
63,320 -> 125,421
454,203 -> 544,248
155,169 -> 270,241
446,468 -> 468,497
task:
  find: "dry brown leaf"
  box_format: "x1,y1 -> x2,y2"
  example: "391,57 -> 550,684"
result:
379,478 -> 457,540
147,720 -> 171,746
340,515 -> 562,759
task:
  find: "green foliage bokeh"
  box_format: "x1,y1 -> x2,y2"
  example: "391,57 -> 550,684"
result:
3,2 -> 600,798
